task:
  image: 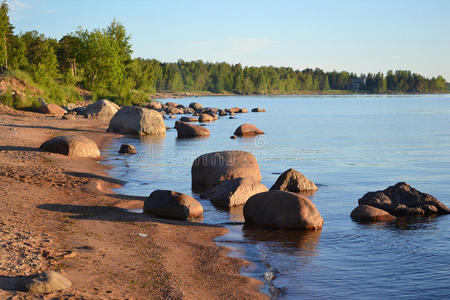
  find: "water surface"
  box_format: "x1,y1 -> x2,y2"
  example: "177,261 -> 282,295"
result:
102,95 -> 450,299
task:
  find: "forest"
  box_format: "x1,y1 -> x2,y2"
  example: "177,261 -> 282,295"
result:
0,1 -> 447,108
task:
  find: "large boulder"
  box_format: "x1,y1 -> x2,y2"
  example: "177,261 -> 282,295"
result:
350,205 -> 396,222
201,178 -> 268,207
358,182 -> 450,216
40,135 -> 100,158
143,190 -> 203,220
85,99 -> 119,120
234,124 -> 264,136
192,151 -> 261,190
40,104 -> 66,117
244,190 -> 323,230
175,121 -> 210,137
189,102 -> 203,111
107,106 -> 166,135
199,113 -> 213,122
19,271 -> 72,293
147,101 -> 162,110
270,168 -> 318,192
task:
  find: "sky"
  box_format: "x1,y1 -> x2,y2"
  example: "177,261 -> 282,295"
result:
8,0 -> 450,80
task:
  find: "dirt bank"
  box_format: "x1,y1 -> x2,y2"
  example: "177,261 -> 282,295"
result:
0,105 -> 266,299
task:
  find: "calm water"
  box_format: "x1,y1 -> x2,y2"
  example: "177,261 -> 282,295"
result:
102,95 -> 450,299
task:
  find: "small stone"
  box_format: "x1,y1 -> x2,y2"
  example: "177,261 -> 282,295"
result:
118,144 -> 137,154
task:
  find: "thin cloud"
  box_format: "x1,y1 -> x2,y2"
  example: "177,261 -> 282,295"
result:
9,0 -> 33,11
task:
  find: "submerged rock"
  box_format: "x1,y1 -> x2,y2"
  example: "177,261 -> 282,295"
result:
252,108 -> 266,112
200,178 -> 268,207
192,150 -> 261,190
143,190 -> 203,220
107,106 -> 166,135
40,135 -> 100,158
350,205 -> 396,222
244,190 -> 323,230
175,121 -> 210,137
180,116 -> 199,122
270,168 -> 318,192
357,182 -> 450,216
234,124 -> 264,136
118,144 -> 137,154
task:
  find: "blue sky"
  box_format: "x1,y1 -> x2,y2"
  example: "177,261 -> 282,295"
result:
8,0 -> 450,80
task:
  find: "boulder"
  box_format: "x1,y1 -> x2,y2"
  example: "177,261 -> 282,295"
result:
201,178 -> 268,207
199,113 -> 213,122
252,108 -> 266,112
73,106 -> 87,115
85,99 -> 119,120
119,144 -> 136,154
207,112 -> 219,120
358,182 -> 450,216
107,106 -> 166,135
180,116 -> 198,122
40,135 -> 100,158
19,271 -> 72,293
164,106 -> 184,114
143,190 -> 203,220
189,102 -> 203,110
147,101 -> 162,110
175,121 -> 210,137
184,107 -> 195,114
270,168 -> 318,192
165,102 -> 179,107
244,190 -> 323,230
218,109 -> 227,116
350,205 -> 396,222
192,150 -> 261,190
228,107 -> 240,113
40,104 -> 66,117
62,113 -> 76,120
239,108 -> 248,113
234,124 -> 264,136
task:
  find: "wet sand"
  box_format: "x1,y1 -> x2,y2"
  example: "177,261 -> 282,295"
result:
0,104 -> 266,299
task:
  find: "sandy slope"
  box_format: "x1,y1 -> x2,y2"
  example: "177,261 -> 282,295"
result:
0,105 -> 266,299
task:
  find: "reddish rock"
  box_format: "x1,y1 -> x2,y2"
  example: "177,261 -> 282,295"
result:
40,135 -> 100,158
143,190 -> 203,220
40,104 -> 66,117
175,121 -> 210,137
350,205 -> 396,221
234,124 -> 264,136
270,168 -> 318,192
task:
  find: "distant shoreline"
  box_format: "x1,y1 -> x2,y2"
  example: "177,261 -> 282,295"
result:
153,90 -> 449,100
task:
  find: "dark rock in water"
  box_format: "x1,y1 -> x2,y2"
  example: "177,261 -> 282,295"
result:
192,150 -> 262,190
180,116 -> 198,122
199,113 -> 213,122
189,102 -> 203,111
357,182 -> 450,216
252,108 -> 266,112
119,144 -> 136,154
244,190 -> 323,230
219,109 -> 227,116
228,107 -> 240,113
350,205 -> 396,221
40,135 -> 100,158
175,121 -> 210,137
40,103 -> 66,117
143,190 -> 203,220
164,106 -> 184,114
230,135 -> 237,139
234,124 -> 264,136
239,108 -> 248,113
270,168 -> 318,192
184,107 -> 195,114
229,116 -> 236,119
107,106 -> 166,135
147,101 -> 162,110
19,271 -> 72,293
200,178 -> 268,207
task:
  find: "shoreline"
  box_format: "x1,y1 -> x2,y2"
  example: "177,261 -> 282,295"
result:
0,105 -> 267,299
153,91 -> 450,101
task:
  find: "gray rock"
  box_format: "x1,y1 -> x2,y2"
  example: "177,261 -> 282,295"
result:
107,106 -> 166,135
40,135 -> 100,158
85,99 -> 119,120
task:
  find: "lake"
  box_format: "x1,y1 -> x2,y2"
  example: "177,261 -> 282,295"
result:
102,95 -> 450,299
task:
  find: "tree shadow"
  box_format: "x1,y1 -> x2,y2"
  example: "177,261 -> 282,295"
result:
1,124 -> 103,134
37,203 -> 220,228
0,145 -> 41,152
63,171 -> 127,185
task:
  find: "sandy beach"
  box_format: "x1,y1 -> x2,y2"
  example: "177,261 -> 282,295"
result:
0,104 -> 266,299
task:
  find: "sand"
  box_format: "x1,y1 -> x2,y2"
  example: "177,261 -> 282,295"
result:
0,104 -> 266,299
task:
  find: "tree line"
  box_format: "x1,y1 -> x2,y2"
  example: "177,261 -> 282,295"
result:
0,1 -> 446,106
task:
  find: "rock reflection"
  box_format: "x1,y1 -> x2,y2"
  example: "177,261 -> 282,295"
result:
242,228 -> 321,256
356,215 -> 440,231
